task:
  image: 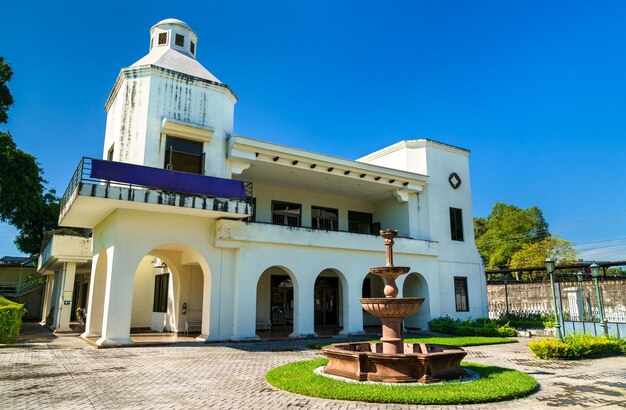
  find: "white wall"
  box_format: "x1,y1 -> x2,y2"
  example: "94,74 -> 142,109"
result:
131,256 -> 155,329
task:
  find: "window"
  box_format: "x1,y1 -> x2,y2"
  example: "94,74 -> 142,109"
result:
312,206 -> 338,230
244,197 -> 257,222
454,277 -> 469,312
348,211 -> 372,234
175,34 -> 185,46
272,201 -> 301,226
150,38 -> 153,50
164,136 -> 204,174
190,41 -> 196,55
158,32 -> 167,45
107,144 -> 114,161
153,274 -> 169,313
450,207 -> 464,241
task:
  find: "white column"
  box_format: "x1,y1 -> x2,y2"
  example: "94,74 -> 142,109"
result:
290,275 -> 316,338
54,262 -> 77,332
339,276 -> 365,336
231,281 -> 259,341
96,246 -> 136,346
50,271 -> 63,330
39,274 -> 54,325
83,252 -> 106,338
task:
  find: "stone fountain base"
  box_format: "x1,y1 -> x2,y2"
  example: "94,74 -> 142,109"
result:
322,342 -> 467,383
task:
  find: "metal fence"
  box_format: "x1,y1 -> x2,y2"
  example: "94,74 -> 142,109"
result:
487,267 -> 626,337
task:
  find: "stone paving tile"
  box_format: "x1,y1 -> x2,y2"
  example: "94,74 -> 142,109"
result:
1,325 -> 625,409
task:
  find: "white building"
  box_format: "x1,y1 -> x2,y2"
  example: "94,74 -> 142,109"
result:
39,19 -> 487,346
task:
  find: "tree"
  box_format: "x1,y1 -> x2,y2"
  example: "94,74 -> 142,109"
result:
474,202 -> 549,269
0,57 -> 13,124
0,57 -> 59,255
509,235 -> 578,269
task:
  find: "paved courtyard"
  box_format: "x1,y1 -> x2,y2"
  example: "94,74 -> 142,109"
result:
1,324 -> 625,409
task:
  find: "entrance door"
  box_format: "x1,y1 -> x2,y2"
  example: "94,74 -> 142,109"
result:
270,275 -> 293,326
314,277 -> 338,326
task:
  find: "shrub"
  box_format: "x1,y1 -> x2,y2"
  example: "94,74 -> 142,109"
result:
0,295 -> 27,343
493,312 -> 556,329
529,334 -> 625,359
428,316 -> 517,337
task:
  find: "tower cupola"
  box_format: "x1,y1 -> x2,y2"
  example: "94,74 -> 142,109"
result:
149,18 -> 198,58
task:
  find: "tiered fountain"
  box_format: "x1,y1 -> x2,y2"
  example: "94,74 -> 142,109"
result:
322,229 -> 467,383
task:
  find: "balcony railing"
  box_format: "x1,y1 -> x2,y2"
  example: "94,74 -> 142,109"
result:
61,157 -> 253,215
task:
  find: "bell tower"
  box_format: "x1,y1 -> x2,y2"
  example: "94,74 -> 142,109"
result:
102,19 -> 237,178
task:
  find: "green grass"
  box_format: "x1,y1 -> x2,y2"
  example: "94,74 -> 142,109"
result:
266,359 -> 538,405
308,335 -> 517,350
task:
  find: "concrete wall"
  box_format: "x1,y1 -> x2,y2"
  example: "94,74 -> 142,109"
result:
488,279 -> 626,319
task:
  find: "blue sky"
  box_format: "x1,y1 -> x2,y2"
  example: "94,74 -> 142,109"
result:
1,1 -> 625,260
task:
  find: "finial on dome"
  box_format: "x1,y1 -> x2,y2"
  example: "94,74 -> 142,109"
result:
149,18 -> 198,59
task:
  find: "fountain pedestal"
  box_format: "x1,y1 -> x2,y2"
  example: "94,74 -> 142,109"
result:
322,228 -> 467,383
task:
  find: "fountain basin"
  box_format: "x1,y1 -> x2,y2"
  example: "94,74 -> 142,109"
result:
322,342 -> 467,383
360,297 -> 424,318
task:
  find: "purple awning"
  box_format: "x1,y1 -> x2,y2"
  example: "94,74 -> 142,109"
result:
90,159 -> 247,199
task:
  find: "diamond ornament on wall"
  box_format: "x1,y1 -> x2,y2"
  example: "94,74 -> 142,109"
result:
448,172 -> 462,189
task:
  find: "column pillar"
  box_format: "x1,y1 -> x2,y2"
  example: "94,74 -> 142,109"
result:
54,262 -> 77,332
51,271 -> 63,329
290,275 -> 316,338
339,277 -> 365,336
83,252 -> 107,338
39,274 -> 54,325
96,246 -> 137,346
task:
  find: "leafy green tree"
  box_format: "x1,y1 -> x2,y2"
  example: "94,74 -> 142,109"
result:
509,235 -> 578,269
0,57 -> 59,255
474,203 -> 549,269
0,57 -> 13,124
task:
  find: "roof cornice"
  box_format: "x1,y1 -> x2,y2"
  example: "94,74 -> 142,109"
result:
104,65 -> 237,111
229,136 -> 428,191
358,139 -> 470,163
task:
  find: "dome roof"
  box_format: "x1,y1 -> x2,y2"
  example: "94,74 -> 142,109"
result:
150,18 -> 192,33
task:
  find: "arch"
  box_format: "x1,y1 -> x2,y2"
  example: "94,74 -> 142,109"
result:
403,272 -> 431,331
256,265 -> 298,338
125,243 -> 211,339
313,268 -> 348,336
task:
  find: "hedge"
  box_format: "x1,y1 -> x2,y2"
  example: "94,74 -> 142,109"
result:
428,316 -> 518,337
529,333 -> 626,359
0,295 -> 26,343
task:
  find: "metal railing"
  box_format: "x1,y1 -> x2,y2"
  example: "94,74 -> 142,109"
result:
60,157 -> 254,216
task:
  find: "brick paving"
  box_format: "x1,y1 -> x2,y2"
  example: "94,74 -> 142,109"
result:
1,323 -> 625,409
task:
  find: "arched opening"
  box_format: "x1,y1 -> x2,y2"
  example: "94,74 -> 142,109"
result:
256,266 -> 295,339
362,273 -> 385,333
314,269 -> 346,336
403,272 -> 431,331
127,244 -> 209,342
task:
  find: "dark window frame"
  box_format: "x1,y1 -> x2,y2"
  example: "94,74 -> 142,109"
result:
164,136 -> 205,174
450,207 -> 464,241
107,144 -> 114,161
348,210 -> 373,234
271,200 -> 302,226
311,206 -> 338,231
158,32 -> 168,45
454,276 -> 469,312
190,41 -> 196,54
153,274 -> 169,313
175,33 -> 185,47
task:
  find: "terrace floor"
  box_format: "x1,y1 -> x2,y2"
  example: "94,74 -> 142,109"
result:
1,323 -> 625,409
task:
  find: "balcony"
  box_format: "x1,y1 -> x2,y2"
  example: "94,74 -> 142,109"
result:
59,158 -> 254,228
215,220 -> 439,257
